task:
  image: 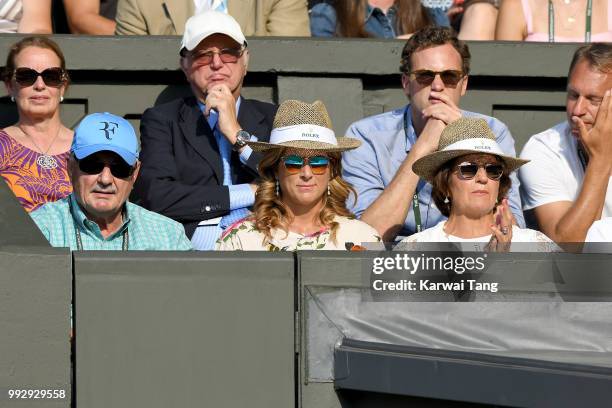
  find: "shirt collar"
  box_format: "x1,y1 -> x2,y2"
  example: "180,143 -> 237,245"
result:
564,121 -> 578,148
69,193 -> 131,240
365,4 -> 396,21
404,104 -> 417,151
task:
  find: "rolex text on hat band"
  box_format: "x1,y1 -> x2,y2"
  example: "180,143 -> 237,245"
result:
269,124 -> 338,146
441,137 -> 505,156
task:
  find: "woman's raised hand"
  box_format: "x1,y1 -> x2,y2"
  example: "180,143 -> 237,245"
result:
486,198 -> 512,252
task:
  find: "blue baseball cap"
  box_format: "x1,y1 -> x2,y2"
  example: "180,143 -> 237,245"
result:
71,112 -> 139,166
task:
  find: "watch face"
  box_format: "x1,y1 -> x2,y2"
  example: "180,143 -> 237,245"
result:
233,130 -> 250,150
237,130 -> 250,141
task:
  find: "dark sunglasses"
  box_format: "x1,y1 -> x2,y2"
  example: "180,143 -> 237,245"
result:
14,67 -> 66,87
282,155 -> 330,175
77,155 -> 135,179
456,162 -> 504,180
186,47 -> 244,65
409,69 -> 464,87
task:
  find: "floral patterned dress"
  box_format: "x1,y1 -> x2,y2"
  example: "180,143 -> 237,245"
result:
215,216 -> 381,251
0,130 -> 72,212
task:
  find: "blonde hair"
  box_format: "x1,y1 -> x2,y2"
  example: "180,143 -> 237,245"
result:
252,148 -> 356,245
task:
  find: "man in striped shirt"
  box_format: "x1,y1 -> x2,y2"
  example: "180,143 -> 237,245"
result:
30,112 -> 192,250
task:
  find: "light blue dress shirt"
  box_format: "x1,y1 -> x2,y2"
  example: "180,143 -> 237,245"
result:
342,105 -> 526,240
190,98 -> 256,250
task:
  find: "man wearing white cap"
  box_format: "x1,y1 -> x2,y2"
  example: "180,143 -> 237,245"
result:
115,0 -> 310,36
135,11 -> 277,250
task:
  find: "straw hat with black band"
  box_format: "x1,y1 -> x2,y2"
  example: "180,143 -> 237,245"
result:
412,117 -> 529,181
246,100 -> 361,152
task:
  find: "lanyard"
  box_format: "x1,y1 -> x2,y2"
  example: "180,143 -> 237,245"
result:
548,0 -> 593,43
403,108 -> 423,233
69,199 -> 129,251
412,193 -> 423,233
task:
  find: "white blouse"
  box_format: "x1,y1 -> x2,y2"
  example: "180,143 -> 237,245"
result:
396,221 -> 559,252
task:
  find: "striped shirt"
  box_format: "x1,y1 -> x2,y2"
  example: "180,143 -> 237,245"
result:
30,194 -> 193,250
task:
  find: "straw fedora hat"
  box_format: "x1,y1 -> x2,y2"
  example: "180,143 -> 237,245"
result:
412,118 -> 529,182
246,100 -> 361,152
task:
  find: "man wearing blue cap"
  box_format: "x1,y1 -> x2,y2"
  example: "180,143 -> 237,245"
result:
30,112 -> 192,250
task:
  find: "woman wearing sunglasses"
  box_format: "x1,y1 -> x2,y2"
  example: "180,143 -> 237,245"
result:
216,100 -> 380,251
398,118 -> 554,251
1,36 -> 73,212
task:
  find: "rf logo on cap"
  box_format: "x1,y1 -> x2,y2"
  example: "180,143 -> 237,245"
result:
99,121 -> 119,140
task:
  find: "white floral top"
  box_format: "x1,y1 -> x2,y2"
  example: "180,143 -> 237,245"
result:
396,221 -> 560,252
215,216 -> 381,251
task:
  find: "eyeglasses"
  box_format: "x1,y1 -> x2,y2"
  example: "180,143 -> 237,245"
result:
186,47 -> 244,65
77,155 -> 135,178
282,155 -> 330,175
14,67 -> 66,87
456,162 -> 504,180
409,70 -> 464,87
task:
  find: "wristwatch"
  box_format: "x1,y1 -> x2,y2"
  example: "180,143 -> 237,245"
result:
232,130 -> 250,151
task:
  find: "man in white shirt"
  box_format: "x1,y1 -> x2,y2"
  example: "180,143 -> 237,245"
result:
519,43 -> 612,243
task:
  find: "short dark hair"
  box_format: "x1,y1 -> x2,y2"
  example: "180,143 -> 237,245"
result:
399,26 -> 470,75
2,36 -> 70,86
430,157 -> 511,217
568,43 -> 612,77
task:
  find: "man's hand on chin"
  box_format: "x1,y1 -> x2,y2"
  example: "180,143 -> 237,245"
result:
205,83 -> 241,143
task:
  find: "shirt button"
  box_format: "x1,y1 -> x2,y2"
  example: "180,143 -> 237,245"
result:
204,205 -> 211,212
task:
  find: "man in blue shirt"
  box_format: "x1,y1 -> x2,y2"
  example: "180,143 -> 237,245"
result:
31,112 -> 192,250
342,26 -> 524,242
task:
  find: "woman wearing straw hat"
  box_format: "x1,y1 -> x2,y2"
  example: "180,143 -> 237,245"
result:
215,100 -> 381,251
398,118 -> 554,251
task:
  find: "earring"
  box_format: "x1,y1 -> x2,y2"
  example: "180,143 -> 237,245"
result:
327,185 -> 331,196
444,196 -> 449,204
60,96 -> 64,102
10,96 -> 14,102
275,180 -> 279,196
